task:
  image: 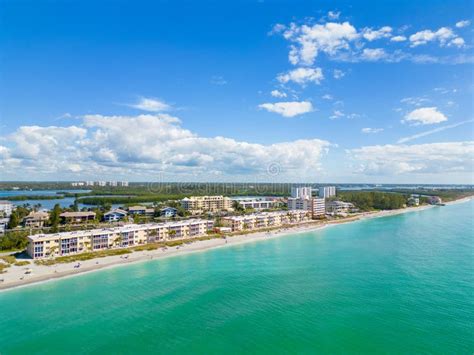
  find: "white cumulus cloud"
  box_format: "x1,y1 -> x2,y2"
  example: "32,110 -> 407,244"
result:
270,90 -> 287,98
403,107 -> 448,125
390,35 -> 407,42
455,20 -> 471,28
0,113 -> 331,180
282,21 -> 359,65
409,27 -> 464,47
277,67 -> 324,85
362,26 -> 393,41
259,101 -> 313,117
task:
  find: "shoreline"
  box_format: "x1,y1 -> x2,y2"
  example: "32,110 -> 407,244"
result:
1,196 -> 472,292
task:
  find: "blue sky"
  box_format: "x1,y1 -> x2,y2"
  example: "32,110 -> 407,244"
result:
0,0 -> 473,183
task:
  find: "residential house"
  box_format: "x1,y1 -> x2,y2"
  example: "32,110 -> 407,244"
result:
128,206 -> 155,216
103,209 -> 128,222
60,211 -> 96,224
160,207 -> 177,218
22,211 -> 50,228
427,196 -> 443,205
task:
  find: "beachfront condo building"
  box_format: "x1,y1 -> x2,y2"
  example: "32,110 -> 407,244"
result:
288,197 -> 326,218
291,186 -> 312,199
181,195 -> 233,214
27,219 -> 214,259
311,198 -> 326,217
221,210 -> 310,232
318,186 -> 336,198
232,198 -> 281,210
326,201 -> 355,215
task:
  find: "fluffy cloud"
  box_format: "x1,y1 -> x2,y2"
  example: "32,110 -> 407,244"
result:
282,21 -> 359,65
259,101 -> 313,117
390,35 -> 407,42
360,48 -> 387,61
270,90 -> 287,98
129,97 -> 171,112
403,107 -> 447,125
1,114 -> 331,179
449,37 -> 465,47
277,67 -> 324,85
455,20 -> 471,28
361,127 -> 384,134
349,141 -> 474,175
362,26 -> 392,41
409,27 -> 464,47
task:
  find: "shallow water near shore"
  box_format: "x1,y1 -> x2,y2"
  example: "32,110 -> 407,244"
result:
0,200 -> 473,354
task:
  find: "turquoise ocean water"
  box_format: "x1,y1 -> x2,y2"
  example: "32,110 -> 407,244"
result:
1,200 -> 473,354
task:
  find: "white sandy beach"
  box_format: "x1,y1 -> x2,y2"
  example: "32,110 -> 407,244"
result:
0,198 -> 471,292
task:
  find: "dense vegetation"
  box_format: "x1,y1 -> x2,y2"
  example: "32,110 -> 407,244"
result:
0,231 -> 30,251
384,188 -> 473,202
336,191 -> 408,211
1,195 -> 65,201
78,195 -> 187,205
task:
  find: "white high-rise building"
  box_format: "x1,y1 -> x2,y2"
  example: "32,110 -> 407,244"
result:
318,186 -> 336,198
291,186 -> 312,199
119,181 -> 129,187
97,181 -> 106,187
108,181 -> 118,187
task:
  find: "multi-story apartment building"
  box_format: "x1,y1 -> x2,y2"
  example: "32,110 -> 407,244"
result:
27,219 -> 214,259
232,198 -> 281,210
288,197 -> 326,218
291,186 -> 312,199
118,181 -> 129,187
181,195 -> 233,214
221,210 -> 310,232
325,201 -> 355,214
311,198 -> 326,217
318,186 -> 336,198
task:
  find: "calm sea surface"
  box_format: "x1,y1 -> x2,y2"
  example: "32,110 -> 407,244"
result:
0,200 -> 473,354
